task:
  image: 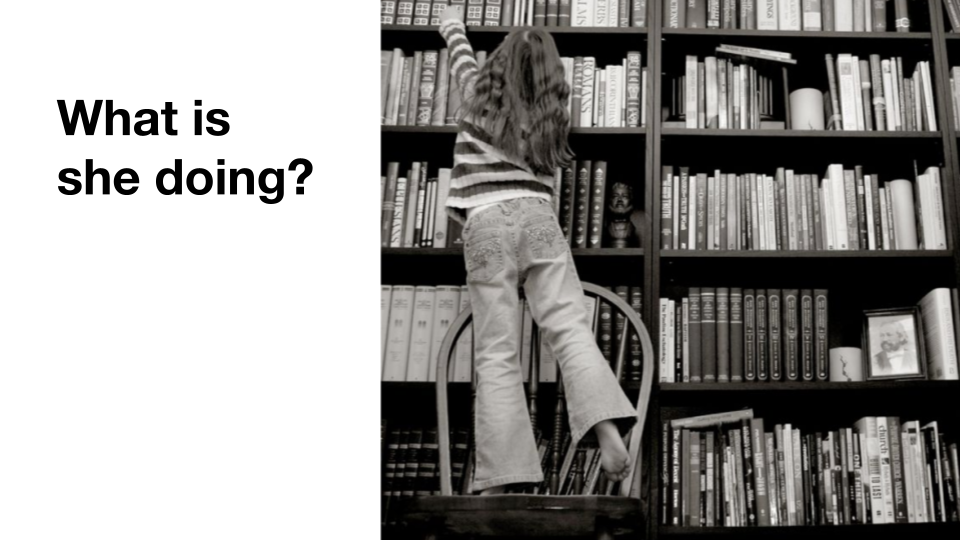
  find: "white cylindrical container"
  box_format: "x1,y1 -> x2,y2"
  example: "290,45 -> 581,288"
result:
829,347 -> 864,382
790,88 -> 825,130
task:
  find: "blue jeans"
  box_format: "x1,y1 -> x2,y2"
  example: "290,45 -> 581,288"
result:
462,197 -> 637,491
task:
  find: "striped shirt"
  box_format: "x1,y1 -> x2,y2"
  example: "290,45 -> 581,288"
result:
439,19 -> 556,224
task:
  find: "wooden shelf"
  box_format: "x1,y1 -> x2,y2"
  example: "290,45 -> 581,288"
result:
661,128 -> 941,138
381,125 -> 457,134
660,380 -> 960,392
661,249 -> 953,258
662,28 -> 932,40
660,523 -> 960,538
381,24 -> 646,35
383,247 -> 643,257
381,126 -> 644,135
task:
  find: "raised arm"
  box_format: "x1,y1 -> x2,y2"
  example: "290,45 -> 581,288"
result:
439,7 -> 478,104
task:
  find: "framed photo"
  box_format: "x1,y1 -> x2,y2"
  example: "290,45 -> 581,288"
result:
862,307 -> 927,381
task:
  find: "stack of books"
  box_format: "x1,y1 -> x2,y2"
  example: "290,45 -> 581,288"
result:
381,163 -> 456,249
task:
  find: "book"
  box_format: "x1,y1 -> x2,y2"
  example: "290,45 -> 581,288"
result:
919,288 -> 960,380
383,285 -> 416,381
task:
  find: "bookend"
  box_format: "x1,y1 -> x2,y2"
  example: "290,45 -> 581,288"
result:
397,282 -> 654,539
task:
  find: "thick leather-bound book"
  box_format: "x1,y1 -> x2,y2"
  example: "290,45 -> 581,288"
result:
701,288 -> 717,382
783,289 -> 800,381
800,289 -> 814,381
535,0 -> 548,25
814,289 -> 828,380
573,161 -> 592,248
559,0 -> 573,25
756,290 -> 768,381
559,164 -> 577,241
730,288 -> 744,381
689,288 -> 703,382
744,289 -> 756,381
626,52 -> 642,127
629,287 -> 644,381
768,289 -> 782,381
717,287 -> 730,382
547,0 -> 560,25
588,161 -> 608,248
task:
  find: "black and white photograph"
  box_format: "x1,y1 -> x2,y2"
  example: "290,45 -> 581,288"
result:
862,307 -> 926,380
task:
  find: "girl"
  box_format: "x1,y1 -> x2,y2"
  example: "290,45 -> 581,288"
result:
438,7 -> 638,495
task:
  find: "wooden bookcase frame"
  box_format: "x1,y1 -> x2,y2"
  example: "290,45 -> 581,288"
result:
381,1 -> 960,537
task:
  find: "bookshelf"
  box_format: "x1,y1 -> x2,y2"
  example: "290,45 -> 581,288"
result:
382,1 -> 960,538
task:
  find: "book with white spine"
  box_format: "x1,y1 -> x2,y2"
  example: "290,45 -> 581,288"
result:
406,286 -> 437,381
429,285 -> 461,382
919,288 -> 960,380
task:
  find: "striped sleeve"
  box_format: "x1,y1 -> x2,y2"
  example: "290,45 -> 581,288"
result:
439,19 -> 478,103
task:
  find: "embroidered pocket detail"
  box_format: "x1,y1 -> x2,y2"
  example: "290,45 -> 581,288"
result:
524,219 -> 565,260
465,231 -> 505,283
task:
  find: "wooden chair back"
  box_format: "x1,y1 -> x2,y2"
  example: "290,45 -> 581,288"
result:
433,282 -> 654,498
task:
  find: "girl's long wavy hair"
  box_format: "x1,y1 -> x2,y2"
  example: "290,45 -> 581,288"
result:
461,28 -> 574,175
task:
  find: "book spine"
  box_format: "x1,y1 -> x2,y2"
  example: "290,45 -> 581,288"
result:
679,168 -> 691,249
730,288 -> 743,381
757,0 -> 778,29
672,427 -> 683,524
662,166 -> 674,250
547,0 -> 560,25
559,165 -> 576,241
573,161 -> 591,248
588,161 -> 607,248
744,289 -> 756,381
701,288 -> 717,382
802,0 -> 821,30
717,288 -> 730,381
627,52 -> 642,127
782,289 -> 799,380
756,291 -> 768,381
741,419 -> 758,526
768,289 -> 782,381
741,0 -> 756,29
893,0 -> 908,31
689,288 -> 703,382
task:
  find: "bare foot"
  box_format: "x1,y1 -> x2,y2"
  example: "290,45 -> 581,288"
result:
480,485 -> 507,496
594,420 -> 631,483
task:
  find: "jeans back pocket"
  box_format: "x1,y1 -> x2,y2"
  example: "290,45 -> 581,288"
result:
522,214 -> 566,260
465,229 -> 506,283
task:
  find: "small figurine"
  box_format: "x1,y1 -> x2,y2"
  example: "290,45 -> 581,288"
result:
607,182 -> 640,248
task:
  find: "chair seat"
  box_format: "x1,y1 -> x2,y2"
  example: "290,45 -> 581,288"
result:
396,495 -> 643,537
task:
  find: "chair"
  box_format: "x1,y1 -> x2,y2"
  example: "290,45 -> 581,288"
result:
398,282 -> 654,539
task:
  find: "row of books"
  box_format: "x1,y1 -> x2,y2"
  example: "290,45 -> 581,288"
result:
566,53 -> 646,128
558,160 -> 611,248
381,0 -> 649,28
381,48 -> 459,126
661,410 -> 960,527
382,424 -> 462,524
381,163 -> 461,248
659,287 -> 960,384
825,54 -> 937,132
674,53 -> 783,130
663,0 -> 910,32
659,165 -> 948,252
381,284 -> 645,382
658,287 -> 829,383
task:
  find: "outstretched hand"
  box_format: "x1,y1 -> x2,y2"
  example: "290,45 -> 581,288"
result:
440,5 -> 461,23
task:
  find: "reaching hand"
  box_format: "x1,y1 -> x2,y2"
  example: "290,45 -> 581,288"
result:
440,5 -> 461,23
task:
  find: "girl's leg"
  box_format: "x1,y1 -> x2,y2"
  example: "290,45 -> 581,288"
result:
463,203 -> 543,492
516,199 -> 638,481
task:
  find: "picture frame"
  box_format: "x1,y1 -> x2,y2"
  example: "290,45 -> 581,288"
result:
861,307 -> 927,381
